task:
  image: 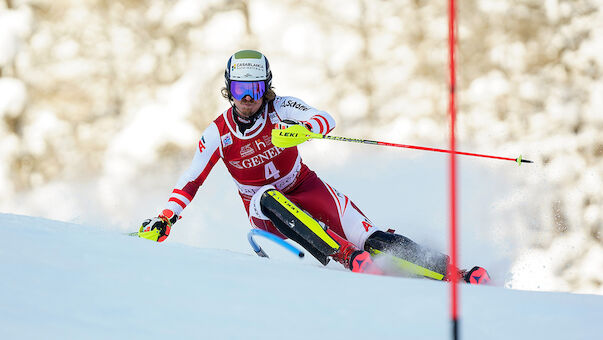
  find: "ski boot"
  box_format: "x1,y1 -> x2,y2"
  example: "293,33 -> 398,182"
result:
461,266 -> 491,285
327,229 -> 383,275
445,266 -> 491,285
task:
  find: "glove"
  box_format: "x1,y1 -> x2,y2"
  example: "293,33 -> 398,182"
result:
139,210 -> 178,242
275,119 -> 312,131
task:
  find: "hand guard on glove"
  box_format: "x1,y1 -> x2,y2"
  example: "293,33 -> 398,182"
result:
271,119 -> 318,148
275,119 -> 312,131
139,209 -> 178,242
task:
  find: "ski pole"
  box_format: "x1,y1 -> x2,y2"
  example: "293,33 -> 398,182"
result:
272,125 -> 533,165
247,228 -> 305,259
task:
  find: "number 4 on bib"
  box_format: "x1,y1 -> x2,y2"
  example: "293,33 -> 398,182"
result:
264,161 -> 280,180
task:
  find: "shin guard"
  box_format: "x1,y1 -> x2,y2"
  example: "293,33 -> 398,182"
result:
260,189 -> 340,265
364,230 -> 449,280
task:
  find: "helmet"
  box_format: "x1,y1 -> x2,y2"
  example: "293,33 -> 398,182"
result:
224,50 -> 272,99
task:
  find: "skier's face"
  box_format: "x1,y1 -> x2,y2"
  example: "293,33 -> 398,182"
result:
233,95 -> 263,117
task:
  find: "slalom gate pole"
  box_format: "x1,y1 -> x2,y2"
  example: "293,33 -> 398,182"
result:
448,0 -> 459,339
247,229 -> 305,259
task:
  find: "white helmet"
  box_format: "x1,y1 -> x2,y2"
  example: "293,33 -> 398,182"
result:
224,50 -> 272,99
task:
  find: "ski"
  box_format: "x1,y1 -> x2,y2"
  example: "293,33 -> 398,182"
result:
372,250 -> 491,285
369,248 -> 446,280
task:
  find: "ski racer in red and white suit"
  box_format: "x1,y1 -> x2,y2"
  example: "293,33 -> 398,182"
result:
164,95 -> 378,250
138,49 -> 385,274
139,49 -> 490,282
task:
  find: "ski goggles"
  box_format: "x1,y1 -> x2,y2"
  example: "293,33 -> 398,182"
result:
229,81 -> 266,101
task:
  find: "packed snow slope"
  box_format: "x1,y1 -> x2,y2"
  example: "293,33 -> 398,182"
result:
1,213 -> 601,340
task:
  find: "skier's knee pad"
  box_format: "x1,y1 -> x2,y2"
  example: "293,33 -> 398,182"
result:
249,185 -> 277,221
258,188 -> 339,265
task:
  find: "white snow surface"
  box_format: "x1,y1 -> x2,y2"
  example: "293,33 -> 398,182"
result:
1,212 -> 601,340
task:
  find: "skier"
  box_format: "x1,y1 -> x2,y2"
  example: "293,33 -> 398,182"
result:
139,50 -> 489,284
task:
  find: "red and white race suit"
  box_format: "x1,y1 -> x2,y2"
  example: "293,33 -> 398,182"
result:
163,96 -> 378,248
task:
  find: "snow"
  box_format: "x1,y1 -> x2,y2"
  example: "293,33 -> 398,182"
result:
1,212 -> 601,340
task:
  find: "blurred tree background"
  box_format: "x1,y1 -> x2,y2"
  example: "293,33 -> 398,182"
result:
0,0 -> 601,293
